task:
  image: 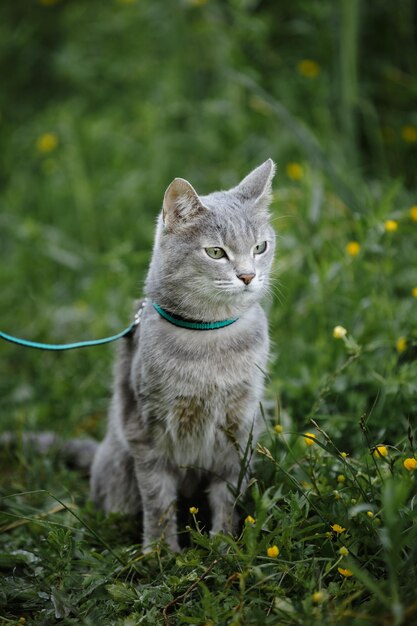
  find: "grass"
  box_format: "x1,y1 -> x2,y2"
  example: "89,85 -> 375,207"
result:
1,0 -> 417,624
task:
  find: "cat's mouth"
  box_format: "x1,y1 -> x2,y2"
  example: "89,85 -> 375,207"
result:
213,279 -> 262,303
214,278 -> 260,292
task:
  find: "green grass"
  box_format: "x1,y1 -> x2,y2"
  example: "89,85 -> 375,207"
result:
1,1 -> 417,624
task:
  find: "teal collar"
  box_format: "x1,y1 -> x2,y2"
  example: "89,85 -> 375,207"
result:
152,302 -> 238,330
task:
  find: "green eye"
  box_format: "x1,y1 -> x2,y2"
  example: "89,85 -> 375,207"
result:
254,241 -> 267,255
205,247 -> 226,260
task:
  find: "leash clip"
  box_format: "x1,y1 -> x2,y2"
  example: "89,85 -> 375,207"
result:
134,298 -> 148,326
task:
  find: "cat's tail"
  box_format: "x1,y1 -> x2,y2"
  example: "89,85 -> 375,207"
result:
0,431 -> 98,473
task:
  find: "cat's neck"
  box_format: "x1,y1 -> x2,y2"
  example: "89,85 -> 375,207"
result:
145,281 -> 251,323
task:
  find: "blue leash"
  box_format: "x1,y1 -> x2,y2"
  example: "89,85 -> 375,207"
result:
0,300 -> 238,351
0,302 -> 146,351
0,324 -> 138,351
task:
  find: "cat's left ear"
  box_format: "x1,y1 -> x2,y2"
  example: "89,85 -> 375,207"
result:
163,178 -> 206,230
234,158 -> 276,209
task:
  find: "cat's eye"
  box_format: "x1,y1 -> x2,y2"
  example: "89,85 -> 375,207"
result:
205,247 -> 226,260
254,241 -> 267,255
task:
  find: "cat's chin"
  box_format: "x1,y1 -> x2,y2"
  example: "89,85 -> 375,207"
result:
224,284 -> 263,300
213,286 -> 264,313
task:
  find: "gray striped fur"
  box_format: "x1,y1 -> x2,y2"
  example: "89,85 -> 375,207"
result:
90,159 -> 276,551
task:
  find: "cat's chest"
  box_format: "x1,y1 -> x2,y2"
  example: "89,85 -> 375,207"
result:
135,305 -> 268,391
168,381 -> 247,430
131,307 -> 267,442
158,385 -> 251,468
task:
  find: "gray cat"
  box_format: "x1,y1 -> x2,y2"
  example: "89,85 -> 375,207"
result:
90,159 -> 276,552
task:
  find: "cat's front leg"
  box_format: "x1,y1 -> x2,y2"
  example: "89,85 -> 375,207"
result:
133,454 -> 180,552
208,475 -> 240,537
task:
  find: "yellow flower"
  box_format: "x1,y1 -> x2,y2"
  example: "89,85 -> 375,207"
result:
345,241 -> 361,256
245,515 -> 256,525
403,458 -> 417,471
274,424 -> 283,434
330,523 -> 346,535
333,490 -> 341,500
384,219 -> 398,232
338,567 -> 353,578
286,162 -> 304,181
367,511 -> 374,518
410,206 -> 417,221
373,445 -> 388,459
333,325 -> 347,339
297,59 -> 321,78
402,125 -> 417,143
412,286 -> 417,298
36,132 -> 58,153
396,337 -> 407,353
337,475 -> 346,483
267,545 -> 280,558
341,452 -> 349,459
304,432 -> 316,446
311,590 -> 325,603
339,546 -> 349,556
189,506 -> 199,515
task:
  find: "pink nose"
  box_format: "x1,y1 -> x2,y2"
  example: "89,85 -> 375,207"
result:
237,273 -> 255,285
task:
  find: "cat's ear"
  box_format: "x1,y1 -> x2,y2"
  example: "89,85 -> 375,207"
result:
163,178 -> 206,229
234,158 -> 276,209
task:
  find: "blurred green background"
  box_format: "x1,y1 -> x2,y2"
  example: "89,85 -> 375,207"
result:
1,0 -> 416,445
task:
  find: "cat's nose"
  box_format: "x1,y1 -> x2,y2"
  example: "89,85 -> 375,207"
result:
237,273 -> 255,285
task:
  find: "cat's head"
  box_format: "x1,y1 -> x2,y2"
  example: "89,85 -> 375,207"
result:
146,159 -> 276,321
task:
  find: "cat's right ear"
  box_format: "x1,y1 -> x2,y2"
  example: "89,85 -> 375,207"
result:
162,178 -> 206,230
